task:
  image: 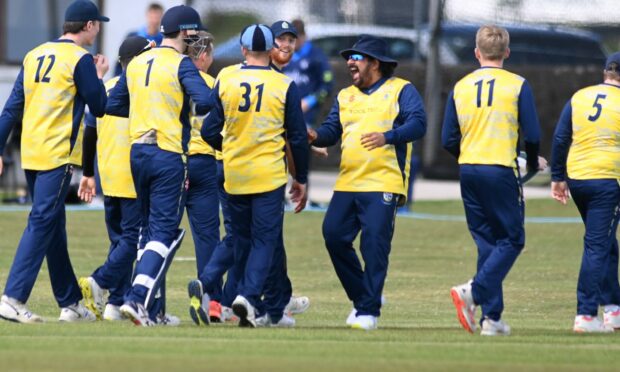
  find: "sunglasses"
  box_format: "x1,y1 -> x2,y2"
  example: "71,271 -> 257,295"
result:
348,54 -> 365,61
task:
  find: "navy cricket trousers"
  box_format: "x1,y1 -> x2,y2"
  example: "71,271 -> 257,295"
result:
4,164 -> 81,307
187,154 -> 221,298
227,185 -> 285,307
323,191 -> 398,317
91,196 -> 141,306
568,178 -> 620,316
258,230 -> 293,322
199,160 -> 236,306
460,164 -> 525,322
126,144 -> 187,306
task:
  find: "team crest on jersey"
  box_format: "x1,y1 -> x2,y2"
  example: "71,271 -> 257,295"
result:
349,95 -> 355,102
382,192 -> 393,204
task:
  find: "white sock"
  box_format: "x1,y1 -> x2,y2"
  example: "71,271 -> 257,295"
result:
604,304 -> 620,313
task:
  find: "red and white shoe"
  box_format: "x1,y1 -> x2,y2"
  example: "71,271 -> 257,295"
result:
450,280 -> 477,333
603,308 -> 620,329
573,315 -> 613,333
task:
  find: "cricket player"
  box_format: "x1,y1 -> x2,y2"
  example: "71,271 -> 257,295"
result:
551,52 -> 620,333
442,25 -> 546,336
105,5 -> 212,326
193,24 -> 309,328
183,31 -> 228,322
308,35 -> 426,330
0,0 -> 109,323
77,36 -> 153,322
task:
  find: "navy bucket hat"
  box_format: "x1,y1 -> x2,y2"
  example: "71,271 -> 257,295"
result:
340,34 -> 397,67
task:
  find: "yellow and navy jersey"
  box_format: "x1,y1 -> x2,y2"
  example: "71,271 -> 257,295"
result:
313,77 -> 426,203
105,46 -> 212,155
188,71 -> 216,156
0,39 -> 107,170
441,67 -> 541,169
86,76 -> 136,198
202,65 -> 309,195
551,83 -> 620,181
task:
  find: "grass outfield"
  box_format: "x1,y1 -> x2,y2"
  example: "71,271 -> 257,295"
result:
0,199 -> 619,371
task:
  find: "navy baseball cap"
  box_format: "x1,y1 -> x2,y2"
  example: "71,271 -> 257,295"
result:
605,51 -> 620,71
160,5 -> 204,35
65,0 -> 109,22
240,24 -> 273,52
271,21 -> 297,38
118,36 -> 153,60
340,34 -> 397,67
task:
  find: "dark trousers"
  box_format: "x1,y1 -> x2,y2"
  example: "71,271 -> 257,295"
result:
460,164 -> 525,322
258,230 -> 293,322
227,185 -> 285,307
322,191 -> 398,317
4,164 -> 81,307
91,196 -> 141,306
200,160 -> 236,306
568,178 -> 620,316
126,144 -> 187,306
187,154 -> 221,298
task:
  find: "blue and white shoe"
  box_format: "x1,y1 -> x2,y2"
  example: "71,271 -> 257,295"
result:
120,301 -> 153,327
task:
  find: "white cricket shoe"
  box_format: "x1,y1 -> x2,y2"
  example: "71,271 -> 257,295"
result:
59,302 -> 97,322
346,308 -> 357,325
221,306 -> 238,322
450,280 -> 477,333
232,295 -> 256,328
120,301 -> 154,327
78,276 -> 106,320
103,304 -> 124,321
256,313 -> 295,328
480,318 -> 511,336
0,295 -> 43,324
603,309 -> 620,329
573,315 -> 614,333
156,313 -> 181,326
285,296 -> 310,315
351,315 -> 378,330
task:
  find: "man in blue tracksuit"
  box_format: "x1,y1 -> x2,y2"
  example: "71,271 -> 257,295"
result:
551,52 -> 620,333
105,5 -> 212,326
309,35 -> 427,330
194,24 -> 309,328
0,0 -> 109,323
283,19 -> 333,128
442,25 -> 545,336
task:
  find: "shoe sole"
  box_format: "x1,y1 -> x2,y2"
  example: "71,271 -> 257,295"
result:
232,302 -> 255,328
0,314 -> 20,323
187,281 -> 209,326
450,288 -> 474,333
209,314 -> 222,323
78,278 -> 102,320
120,306 -> 147,326
289,301 -> 310,315
351,323 -> 376,331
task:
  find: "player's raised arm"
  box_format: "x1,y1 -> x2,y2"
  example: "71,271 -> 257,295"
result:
105,71 -> 130,118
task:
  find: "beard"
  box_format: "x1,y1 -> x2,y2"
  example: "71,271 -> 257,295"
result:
271,48 -> 293,66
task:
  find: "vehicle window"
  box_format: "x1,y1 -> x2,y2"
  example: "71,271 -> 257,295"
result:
442,30 -> 606,66
312,36 -> 415,60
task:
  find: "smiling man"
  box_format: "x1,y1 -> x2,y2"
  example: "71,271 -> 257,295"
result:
308,35 -> 427,330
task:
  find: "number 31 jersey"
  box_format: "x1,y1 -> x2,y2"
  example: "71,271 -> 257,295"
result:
216,66 -> 292,194
567,84 -> 620,180
453,67 -> 524,168
21,41 -> 88,170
